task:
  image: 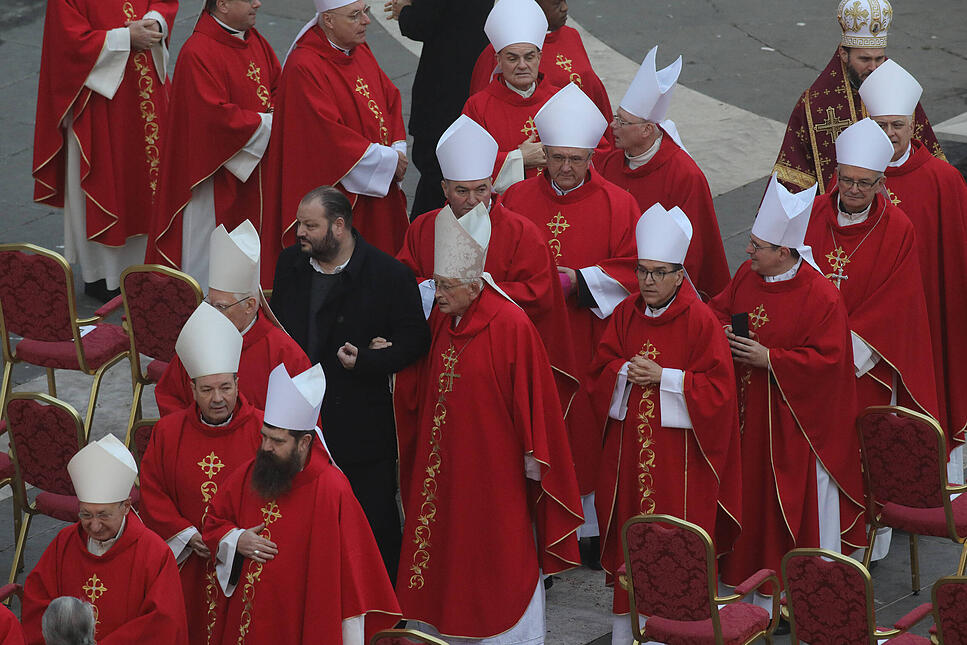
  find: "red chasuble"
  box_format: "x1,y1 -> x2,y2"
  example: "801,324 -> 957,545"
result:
885,140 -> 967,442
393,288 -> 582,638
33,0 -> 177,246
202,443 -> 401,644
501,170 -> 639,493
805,190 -> 940,425
139,395 -> 263,645
148,12 -> 280,268
259,27 -> 408,282
0,605 -> 25,645
22,513 -> 189,645
154,314 -> 310,416
709,262 -> 866,588
397,201 -> 578,404
469,26 -> 614,150
772,49 -> 943,195
588,286 -> 741,613
598,135 -> 731,299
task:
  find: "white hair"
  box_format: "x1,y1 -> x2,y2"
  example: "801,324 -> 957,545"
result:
42,596 -> 96,645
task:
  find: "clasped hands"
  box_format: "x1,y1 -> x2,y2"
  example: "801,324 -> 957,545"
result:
126,19 -> 162,51
724,326 -> 770,369
627,355 -> 662,387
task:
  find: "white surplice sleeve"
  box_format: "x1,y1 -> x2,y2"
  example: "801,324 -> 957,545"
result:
658,368 -> 692,429
84,28 -> 130,99
340,143 -> 399,197
341,616 -> 364,645
851,331 -> 880,377
142,9 -> 170,81
608,362 -> 633,421
578,266 -> 629,319
224,113 -> 273,182
493,149 -> 525,193
215,527 -> 245,596
167,526 -> 198,565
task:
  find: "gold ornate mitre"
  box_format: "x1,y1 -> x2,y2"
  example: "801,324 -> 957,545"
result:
838,0 -> 893,48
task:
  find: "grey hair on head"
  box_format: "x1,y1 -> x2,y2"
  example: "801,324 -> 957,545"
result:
42,596 -> 96,645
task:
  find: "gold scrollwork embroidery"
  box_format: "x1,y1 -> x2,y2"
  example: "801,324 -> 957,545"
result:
246,62 -> 272,110
237,501 -> 281,644
354,77 -> 388,145
635,341 -> 659,514
520,116 -> 538,138
546,212 -> 570,263
132,50 -> 161,195
197,451 -> 226,639
554,54 -> 583,87
738,305 -> 769,433
82,573 -> 107,632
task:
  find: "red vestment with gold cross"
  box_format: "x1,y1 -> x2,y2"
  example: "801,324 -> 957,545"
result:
139,395 -> 263,645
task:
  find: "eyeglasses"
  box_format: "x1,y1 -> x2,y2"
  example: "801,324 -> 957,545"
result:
613,115 -> 647,128
635,266 -> 679,282
329,4 -> 371,22
435,281 -> 467,294
547,153 -> 592,165
837,174 -> 882,191
749,238 -> 780,253
204,296 -> 249,311
79,506 -> 123,522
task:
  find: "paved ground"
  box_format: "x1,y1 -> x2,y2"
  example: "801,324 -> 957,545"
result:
1,0 -> 965,642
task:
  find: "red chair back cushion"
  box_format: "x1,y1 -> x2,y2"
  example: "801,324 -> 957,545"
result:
785,554 -> 871,644
122,270 -> 200,361
935,578 -> 967,645
6,399 -> 80,495
0,250 -> 73,341
858,412 -> 944,508
625,520 -> 711,621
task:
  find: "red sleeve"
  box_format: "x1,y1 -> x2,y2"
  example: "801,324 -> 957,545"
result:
469,45 -> 497,95
146,0 -> 178,37
395,216 -> 431,281
598,189 -> 640,292
154,356 -> 193,417
138,417 -> 194,541
585,301 -> 632,424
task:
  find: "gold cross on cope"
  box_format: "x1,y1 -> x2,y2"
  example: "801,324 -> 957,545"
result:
438,347 -> 461,395
638,340 -> 660,360
246,62 -> 261,83
750,304 -> 770,330
260,501 -> 282,525
555,54 -> 573,72
83,574 -> 107,602
354,77 -> 371,98
815,106 -> 852,142
825,246 -> 851,289
197,452 -> 225,480
547,212 -> 570,237
520,117 -> 538,138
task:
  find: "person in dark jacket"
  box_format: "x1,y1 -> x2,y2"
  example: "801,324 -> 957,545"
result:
270,185 -> 430,583
385,0 -> 493,219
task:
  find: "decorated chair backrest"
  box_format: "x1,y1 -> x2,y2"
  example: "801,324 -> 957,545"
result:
7,396 -> 81,496
0,248 -> 74,342
783,551 -> 873,645
122,267 -> 202,362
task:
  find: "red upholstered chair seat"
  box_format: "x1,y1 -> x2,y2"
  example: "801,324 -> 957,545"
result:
880,494 -> 967,536
34,492 -> 80,523
15,324 -> 129,370
645,602 -> 771,645
932,576 -> 967,645
145,359 -> 168,384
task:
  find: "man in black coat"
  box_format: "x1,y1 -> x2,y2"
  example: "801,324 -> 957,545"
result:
385,0 -> 493,219
270,185 -> 430,583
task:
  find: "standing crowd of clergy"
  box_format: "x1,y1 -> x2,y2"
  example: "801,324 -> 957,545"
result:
10,0 -> 967,642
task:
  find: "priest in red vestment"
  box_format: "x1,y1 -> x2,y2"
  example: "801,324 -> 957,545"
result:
23,435 -> 189,645
806,120 -> 939,423
501,84 -> 639,565
203,363 -> 400,644
587,204 -> 742,643
598,45 -> 730,300
148,0 -> 280,285
140,302 -> 263,645
0,604 -> 25,645
469,0 -> 614,149
393,206 -> 582,643
33,0 -> 177,298
397,114 -> 578,406
155,221 -> 310,415
259,0 -> 409,280
709,178 -> 866,608
861,59 -> 967,476
772,0 -> 943,195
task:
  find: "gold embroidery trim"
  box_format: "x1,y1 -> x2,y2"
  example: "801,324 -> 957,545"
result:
237,501 -> 281,644
354,76 -> 389,145
520,116 -> 538,138
197,451 -> 225,642
82,573 -> 107,635
635,341 -> 659,514
554,54 -> 582,87
546,212 -> 570,263
122,2 -> 161,196
246,62 -> 272,110
739,305 -> 770,433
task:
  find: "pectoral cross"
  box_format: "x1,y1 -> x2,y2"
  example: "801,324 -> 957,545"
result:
520,117 -> 538,138
815,106 -> 851,141
438,347 -> 461,396
825,246 -> 851,289
354,77 -> 370,98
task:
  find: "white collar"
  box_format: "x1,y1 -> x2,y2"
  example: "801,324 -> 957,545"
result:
310,256 -> 350,275
551,178 -> 585,196
200,411 -> 234,427
837,200 -> 872,226
764,257 -> 803,283
87,515 -> 127,556
240,315 -> 257,336
887,142 -> 912,168
211,15 -> 246,39
328,37 -> 351,55
645,291 -> 677,318
625,132 -> 663,170
505,80 -> 536,98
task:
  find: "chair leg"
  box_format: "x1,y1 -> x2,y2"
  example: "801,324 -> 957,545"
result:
0,361 -> 13,421
45,367 -> 57,398
910,534 -> 921,594
8,513 -> 32,585
957,540 -> 967,575
863,523 -> 879,569
123,381 -> 144,450
83,352 -> 127,439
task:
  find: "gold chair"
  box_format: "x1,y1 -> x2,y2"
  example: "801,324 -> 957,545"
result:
369,628 -> 450,645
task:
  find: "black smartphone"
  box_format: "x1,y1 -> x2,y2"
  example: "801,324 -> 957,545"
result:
731,312 -> 750,339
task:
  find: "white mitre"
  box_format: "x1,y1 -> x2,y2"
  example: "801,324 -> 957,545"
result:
264,363 -> 326,432
535,83 -> 608,149
620,45 -> 682,123
636,203 -> 692,265
434,203 -> 490,280
484,0 -> 548,53
209,220 -> 260,295
175,302 -> 243,379
68,435 -> 138,504
838,0 -> 892,48
752,173 -> 819,270
835,118 -> 895,172
436,115 -> 498,182
314,0 -> 353,10
859,59 -> 922,117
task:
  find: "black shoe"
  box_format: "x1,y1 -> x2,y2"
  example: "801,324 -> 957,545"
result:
83,279 -> 120,304
543,575 -> 555,590
579,536 -> 603,570
773,617 -> 791,635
